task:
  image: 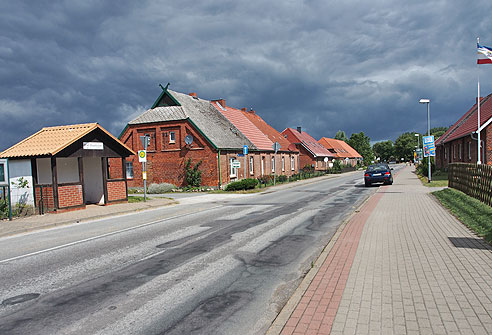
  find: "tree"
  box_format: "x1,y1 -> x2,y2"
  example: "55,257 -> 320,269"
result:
184,158 -> 203,187
394,132 -> 419,162
372,140 -> 394,162
348,132 -> 373,164
430,127 -> 448,141
334,130 -> 348,142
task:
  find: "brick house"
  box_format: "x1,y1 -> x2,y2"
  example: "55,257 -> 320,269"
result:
0,123 -> 134,213
281,127 -> 335,171
435,94 -> 492,169
318,137 -> 362,167
116,87 -> 295,188
211,99 -> 299,178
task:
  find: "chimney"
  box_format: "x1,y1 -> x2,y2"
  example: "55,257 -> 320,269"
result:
241,108 -> 247,112
248,108 -> 255,114
297,126 -> 302,133
212,99 -> 226,108
189,92 -> 197,97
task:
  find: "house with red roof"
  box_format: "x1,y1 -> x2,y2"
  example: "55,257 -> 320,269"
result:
281,127 -> 335,171
435,94 -> 492,169
212,99 -> 299,178
318,137 -> 362,167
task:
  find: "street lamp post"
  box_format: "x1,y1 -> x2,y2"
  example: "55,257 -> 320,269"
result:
419,99 -> 431,182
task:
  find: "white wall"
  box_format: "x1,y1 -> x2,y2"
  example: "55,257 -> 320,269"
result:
8,159 -> 34,206
37,158 -> 52,185
56,157 -> 79,184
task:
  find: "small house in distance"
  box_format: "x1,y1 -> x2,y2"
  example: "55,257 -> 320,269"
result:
0,123 -> 135,214
318,137 -> 362,167
282,127 -> 335,170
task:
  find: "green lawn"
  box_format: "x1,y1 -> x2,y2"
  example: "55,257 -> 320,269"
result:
433,188 -> 492,244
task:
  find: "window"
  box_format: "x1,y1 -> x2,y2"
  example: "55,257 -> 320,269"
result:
282,156 -> 285,171
291,156 -> 295,171
0,163 -> 4,183
229,158 -> 238,177
126,161 -> 134,179
458,143 -> 462,160
444,147 -> 448,159
169,131 -> 176,143
261,157 -> 265,175
453,145 -> 456,159
271,157 -> 275,172
249,156 -> 254,175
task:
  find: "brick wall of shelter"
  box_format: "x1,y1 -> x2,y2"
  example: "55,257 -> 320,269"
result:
34,185 -> 54,210
107,180 -> 127,201
57,184 -> 83,208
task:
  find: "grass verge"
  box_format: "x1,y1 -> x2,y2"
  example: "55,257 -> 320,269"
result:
128,195 -> 150,203
417,170 -> 448,187
432,188 -> 492,244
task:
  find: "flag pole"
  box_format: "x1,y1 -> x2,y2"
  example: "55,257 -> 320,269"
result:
477,37 -> 482,164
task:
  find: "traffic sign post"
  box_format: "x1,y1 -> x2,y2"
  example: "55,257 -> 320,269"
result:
272,142 -> 281,185
243,146 -> 248,180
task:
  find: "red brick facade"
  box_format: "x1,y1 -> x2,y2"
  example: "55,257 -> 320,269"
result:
116,119 -> 299,188
436,125 -> 491,169
34,185 -> 54,211
107,180 -> 127,202
57,184 -> 84,208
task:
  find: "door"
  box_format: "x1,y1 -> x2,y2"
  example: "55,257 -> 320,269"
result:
83,157 -> 104,205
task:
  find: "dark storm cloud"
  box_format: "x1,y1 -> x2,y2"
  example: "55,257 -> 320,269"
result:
1,0 -> 492,149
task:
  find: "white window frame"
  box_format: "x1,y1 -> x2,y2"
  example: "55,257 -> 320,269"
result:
271,157 -> 275,173
249,156 -> 254,175
229,158 -> 238,177
291,156 -> 295,171
126,161 -> 134,179
282,156 -> 285,172
169,131 -> 176,143
458,143 -> 462,160
468,142 -> 471,160
261,157 -> 265,175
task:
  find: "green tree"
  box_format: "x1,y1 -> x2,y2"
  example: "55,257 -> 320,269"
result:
394,132 -> 419,161
348,132 -> 373,164
334,130 -> 348,142
430,127 -> 448,141
184,158 -> 203,187
372,140 -> 394,162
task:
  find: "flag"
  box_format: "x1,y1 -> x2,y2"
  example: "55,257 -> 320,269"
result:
477,43 -> 492,64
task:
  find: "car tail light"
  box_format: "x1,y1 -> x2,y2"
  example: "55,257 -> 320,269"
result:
384,172 -> 390,175
364,173 -> 369,177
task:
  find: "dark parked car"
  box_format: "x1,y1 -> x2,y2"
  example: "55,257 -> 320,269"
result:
364,164 -> 393,187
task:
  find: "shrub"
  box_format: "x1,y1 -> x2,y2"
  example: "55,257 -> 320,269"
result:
332,160 -> 342,173
225,178 -> 258,191
148,183 -> 176,194
257,175 -> 273,185
417,157 -> 436,177
185,158 -> 203,187
277,175 -> 288,183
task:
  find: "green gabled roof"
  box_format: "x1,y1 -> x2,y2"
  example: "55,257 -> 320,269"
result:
151,83 -> 181,109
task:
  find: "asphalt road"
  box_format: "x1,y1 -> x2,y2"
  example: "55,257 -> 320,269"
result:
0,170 -> 383,334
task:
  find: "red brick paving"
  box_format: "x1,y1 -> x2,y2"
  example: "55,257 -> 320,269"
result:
280,192 -> 384,335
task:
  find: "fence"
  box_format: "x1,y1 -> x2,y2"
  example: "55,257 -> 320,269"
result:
448,163 -> 492,207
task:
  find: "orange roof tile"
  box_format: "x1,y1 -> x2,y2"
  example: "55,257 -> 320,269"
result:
240,109 -> 297,152
0,123 -> 134,158
212,101 -> 274,151
318,137 -> 362,159
282,128 -> 335,158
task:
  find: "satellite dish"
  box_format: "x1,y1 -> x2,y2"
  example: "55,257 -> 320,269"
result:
185,135 -> 193,145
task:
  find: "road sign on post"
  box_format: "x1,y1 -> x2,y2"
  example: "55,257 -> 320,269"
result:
423,136 -> 435,157
243,146 -> 248,180
139,135 -> 150,201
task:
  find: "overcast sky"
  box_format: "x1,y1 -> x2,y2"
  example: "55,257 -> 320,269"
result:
2,0 -> 492,150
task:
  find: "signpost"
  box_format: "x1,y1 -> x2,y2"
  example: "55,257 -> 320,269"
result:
272,142 -> 281,185
243,145 -> 248,180
423,135 -> 435,183
139,135 -> 150,201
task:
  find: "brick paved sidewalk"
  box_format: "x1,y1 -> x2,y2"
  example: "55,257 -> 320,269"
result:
270,166 -> 492,335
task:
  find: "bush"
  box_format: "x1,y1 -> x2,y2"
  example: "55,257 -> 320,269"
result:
417,157 -> 436,177
257,175 -> 273,185
185,158 -> 203,187
225,178 -> 259,191
277,175 -> 288,183
148,183 -> 176,194
0,199 -> 8,219
332,160 -> 342,173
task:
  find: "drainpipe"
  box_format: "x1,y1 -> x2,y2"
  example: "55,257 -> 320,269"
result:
218,150 -> 222,189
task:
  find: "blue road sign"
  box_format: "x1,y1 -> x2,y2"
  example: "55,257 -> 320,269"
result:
243,145 -> 248,155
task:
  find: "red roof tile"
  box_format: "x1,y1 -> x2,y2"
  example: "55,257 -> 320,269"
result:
281,128 -> 335,158
436,94 -> 492,145
318,137 -> 362,159
240,109 -> 297,152
212,101 -> 274,151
